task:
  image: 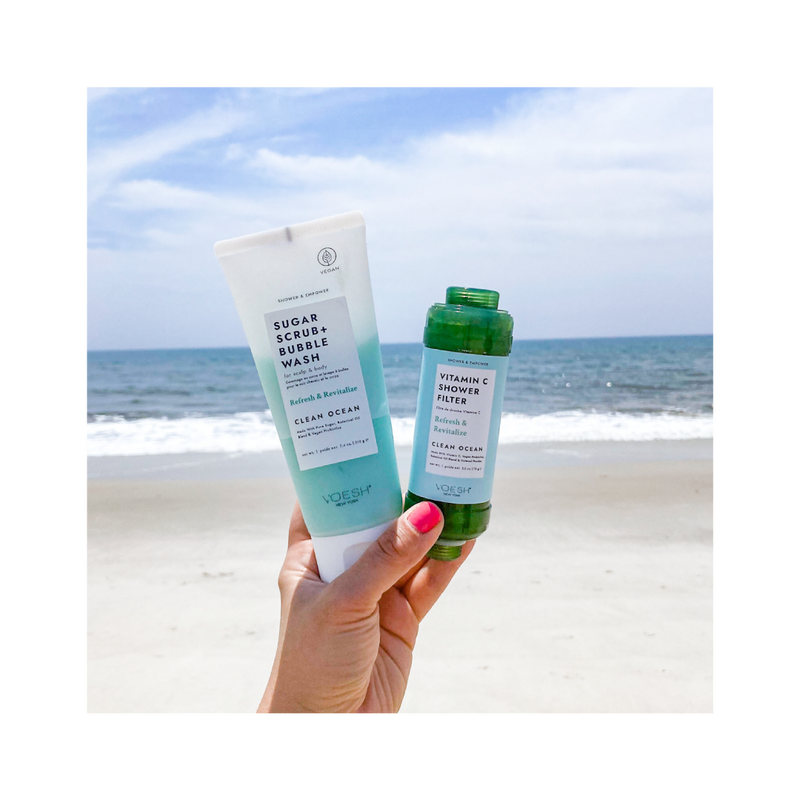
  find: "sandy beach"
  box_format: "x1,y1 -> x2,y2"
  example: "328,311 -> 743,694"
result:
87,440 -> 712,713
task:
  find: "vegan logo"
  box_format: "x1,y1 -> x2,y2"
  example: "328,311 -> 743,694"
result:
317,247 -> 337,267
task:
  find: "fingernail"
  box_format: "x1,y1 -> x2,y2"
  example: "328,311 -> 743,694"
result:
407,502 -> 442,533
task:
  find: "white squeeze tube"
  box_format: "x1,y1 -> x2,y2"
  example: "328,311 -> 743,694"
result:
214,211 -> 402,582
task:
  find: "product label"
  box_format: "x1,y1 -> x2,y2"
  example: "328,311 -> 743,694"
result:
265,296 -> 377,470
425,363 -> 496,478
408,348 -> 509,504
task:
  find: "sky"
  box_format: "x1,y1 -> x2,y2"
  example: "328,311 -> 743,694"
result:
87,87 -> 712,350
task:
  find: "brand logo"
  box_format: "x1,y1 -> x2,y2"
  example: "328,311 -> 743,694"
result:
322,484 -> 372,505
317,247 -> 337,267
435,483 -> 472,495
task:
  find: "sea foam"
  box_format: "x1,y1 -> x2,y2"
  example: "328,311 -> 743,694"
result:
87,410 -> 712,457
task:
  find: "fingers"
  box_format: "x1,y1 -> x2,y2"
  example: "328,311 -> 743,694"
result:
403,539 -> 475,621
280,501 -> 320,579
329,502 -> 444,608
284,499 -> 475,617
286,501 -> 311,548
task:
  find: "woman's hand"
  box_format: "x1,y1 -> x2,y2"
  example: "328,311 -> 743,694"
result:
258,500 -> 474,713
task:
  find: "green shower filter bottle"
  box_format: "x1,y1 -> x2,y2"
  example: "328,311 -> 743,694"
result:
405,287 -> 514,560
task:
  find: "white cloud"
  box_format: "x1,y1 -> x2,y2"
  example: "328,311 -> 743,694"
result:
88,88 -> 712,348
236,88 -> 711,243
110,178 -> 274,222
112,179 -> 212,210
250,148 -> 389,185
88,104 -> 247,204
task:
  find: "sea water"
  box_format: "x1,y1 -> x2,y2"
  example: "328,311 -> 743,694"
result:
88,335 -> 713,456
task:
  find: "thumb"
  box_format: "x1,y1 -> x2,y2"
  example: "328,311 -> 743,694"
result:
330,502 -> 444,606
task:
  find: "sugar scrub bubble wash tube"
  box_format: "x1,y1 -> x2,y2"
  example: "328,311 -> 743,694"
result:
214,212 -> 402,582
405,287 -> 513,560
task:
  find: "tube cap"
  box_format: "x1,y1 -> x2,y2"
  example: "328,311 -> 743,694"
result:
310,520 -> 396,583
423,287 -> 513,356
445,286 -> 500,309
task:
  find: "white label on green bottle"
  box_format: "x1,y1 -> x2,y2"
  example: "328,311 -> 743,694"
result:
408,348 -> 509,505
425,363 -> 496,478
265,296 -> 377,471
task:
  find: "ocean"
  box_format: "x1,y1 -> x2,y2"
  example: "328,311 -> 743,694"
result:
87,336 -> 713,456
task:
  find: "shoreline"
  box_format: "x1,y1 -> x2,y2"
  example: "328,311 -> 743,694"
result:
87,438 -> 712,481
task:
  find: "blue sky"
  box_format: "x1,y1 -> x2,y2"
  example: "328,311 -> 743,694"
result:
87,88 -> 712,350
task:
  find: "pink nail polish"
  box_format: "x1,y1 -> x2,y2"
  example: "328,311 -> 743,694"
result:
407,502 -> 442,533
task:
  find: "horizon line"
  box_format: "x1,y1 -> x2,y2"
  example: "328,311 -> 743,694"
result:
87,332 -> 713,354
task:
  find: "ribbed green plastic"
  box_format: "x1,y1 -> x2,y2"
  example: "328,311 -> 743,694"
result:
427,542 -> 464,561
446,287 -> 499,309
423,288 -> 512,358
405,286 -> 513,560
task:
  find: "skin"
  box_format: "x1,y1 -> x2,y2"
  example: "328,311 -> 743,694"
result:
258,501 -> 475,713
